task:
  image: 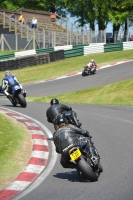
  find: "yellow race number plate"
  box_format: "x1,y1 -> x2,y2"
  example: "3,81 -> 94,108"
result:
70,149 -> 82,161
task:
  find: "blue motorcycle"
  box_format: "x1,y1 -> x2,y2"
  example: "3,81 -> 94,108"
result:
2,85 -> 27,108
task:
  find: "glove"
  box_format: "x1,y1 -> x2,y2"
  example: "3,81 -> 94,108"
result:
82,130 -> 90,137
69,107 -> 72,111
47,118 -> 52,123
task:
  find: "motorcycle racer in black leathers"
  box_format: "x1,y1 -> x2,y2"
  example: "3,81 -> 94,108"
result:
53,117 -> 90,169
53,117 -> 103,173
46,98 -> 82,128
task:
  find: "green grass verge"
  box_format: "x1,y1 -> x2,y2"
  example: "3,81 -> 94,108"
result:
27,78 -> 133,106
0,113 -> 32,191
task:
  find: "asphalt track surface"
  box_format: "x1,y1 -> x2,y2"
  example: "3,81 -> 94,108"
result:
0,61 -> 133,200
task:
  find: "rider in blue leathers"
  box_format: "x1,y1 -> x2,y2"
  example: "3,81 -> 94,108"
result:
1,70 -> 22,98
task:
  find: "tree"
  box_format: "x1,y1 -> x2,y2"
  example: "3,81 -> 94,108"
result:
64,0 -> 96,30
108,0 -> 133,39
3,0 -> 133,40
0,0 -> 19,10
64,0 -> 110,31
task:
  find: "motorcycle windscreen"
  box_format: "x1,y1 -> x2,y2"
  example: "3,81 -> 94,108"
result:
12,85 -> 21,93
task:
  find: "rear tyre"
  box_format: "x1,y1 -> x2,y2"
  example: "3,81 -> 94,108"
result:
18,93 -> 27,108
98,162 -> 103,173
76,156 -> 99,182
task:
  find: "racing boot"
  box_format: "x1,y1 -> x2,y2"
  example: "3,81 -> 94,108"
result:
71,111 -> 82,128
60,155 -> 77,169
61,162 -> 77,169
6,94 -> 12,100
86,140 -> 99,167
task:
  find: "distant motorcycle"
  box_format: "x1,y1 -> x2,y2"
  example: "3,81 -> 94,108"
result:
82,63 -> 96,76
2,85 -> 27,108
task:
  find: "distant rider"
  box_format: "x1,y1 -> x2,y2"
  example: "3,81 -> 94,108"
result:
46,98 -> 82,128
86,59 -> 97,73
1,70 -> 22,98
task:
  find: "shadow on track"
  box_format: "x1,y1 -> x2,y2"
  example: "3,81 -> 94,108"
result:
53,171 -> 92,183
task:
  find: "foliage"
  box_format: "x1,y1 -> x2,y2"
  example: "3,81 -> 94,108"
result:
0,1 -> 19,10
108,0 -> 133,33
2,0 -> 133,34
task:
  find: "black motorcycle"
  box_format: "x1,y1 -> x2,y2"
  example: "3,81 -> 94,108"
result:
82,65 -> 96,76
64,136 -> 103,182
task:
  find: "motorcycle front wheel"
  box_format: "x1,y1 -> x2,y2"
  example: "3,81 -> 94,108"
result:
12,98 -> 17,107
18,93 -> 27,108
76,156 -> 99,182
82,71 -> 85,76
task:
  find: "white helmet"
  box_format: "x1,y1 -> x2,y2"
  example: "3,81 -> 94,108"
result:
91,59 -> 94,62
5,70 -> 11,76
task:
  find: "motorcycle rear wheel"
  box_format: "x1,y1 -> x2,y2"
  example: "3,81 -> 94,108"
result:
76,156 -> 99,182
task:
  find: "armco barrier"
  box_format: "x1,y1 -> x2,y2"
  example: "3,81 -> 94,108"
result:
54,45 -> 72,51
64,46 -> 84,58
84,44 -> 104,55
36,47 -> 54,54
15,49 -> 36,57
0,53 -> 14,60
123,41 -> 133,50
73,44 -> 89,48
0,41 -> 133,71
104,42 -> 123,52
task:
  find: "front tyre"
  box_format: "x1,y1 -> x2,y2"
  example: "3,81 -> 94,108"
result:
82,71 -> 85,76
76,156 -> 99,182
18,93 -> 27,108
12,98 -> 17,107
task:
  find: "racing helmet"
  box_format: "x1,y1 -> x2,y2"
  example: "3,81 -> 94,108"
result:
5,70 -> 11,76
91,59 -> 94,62
50,98 -> 59,105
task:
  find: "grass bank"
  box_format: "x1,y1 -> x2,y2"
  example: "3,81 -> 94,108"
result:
27,78 -> 133,106
0,113 -> 32,191
0,49 -> 132,84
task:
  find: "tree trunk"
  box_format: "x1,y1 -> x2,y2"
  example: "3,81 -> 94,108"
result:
98,20 -> 106,30
50,7 -> 55,13
90,22 -> 95,31
113,24 -> 120,42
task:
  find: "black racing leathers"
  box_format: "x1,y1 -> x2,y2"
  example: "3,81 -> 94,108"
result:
46,104 -> 72,124
53,125 -> 89,154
